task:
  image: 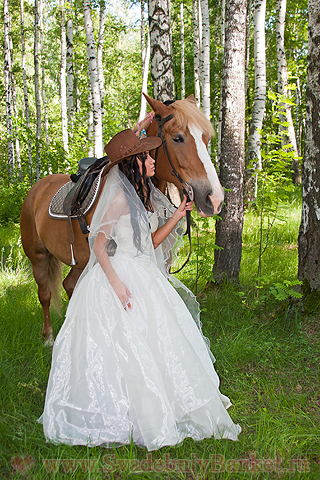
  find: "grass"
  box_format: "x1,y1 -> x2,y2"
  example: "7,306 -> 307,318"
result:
0,204 -> 319,479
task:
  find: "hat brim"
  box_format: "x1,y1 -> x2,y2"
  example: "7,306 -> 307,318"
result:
110,136 -> 162,163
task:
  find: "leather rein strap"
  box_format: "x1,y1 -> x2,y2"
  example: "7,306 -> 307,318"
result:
154,113 -> 193,274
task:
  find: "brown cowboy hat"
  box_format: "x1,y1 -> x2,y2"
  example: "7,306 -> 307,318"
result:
104,129 -> 162,166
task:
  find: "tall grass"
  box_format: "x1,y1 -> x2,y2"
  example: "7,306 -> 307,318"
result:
0,206 -> 319,479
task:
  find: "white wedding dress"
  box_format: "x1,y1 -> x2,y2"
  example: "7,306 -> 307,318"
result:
38,167 -> 241,451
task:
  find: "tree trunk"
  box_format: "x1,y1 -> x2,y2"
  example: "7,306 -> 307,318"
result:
40,0 -> 50,172
20,0 -> 33,183
139,31 -> 151,122
217,0 -> 226,161
83,0 -> 103,158
60,0 -> 68,154
34,0 -> 42,181
67,0 -> 74,133
97,0 -> 106,138
276,0 -> 300,183
147,0 -> 175,101
4,0 -> 15,176
9,21 -> 22,179
298,0 -> 320,291
192,0 -> 200,106
213,0 -> 247,283
200,0 -> 210,120
245,0 -> 266,202
180,2 -> 185,99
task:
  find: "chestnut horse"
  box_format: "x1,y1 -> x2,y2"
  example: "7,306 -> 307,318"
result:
20,94 -> 224,345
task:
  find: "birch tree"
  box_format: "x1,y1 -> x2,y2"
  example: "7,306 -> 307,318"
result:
34,0 -> 42,181
83,0 -> 103,157
60,0 -> 68,154
148,0 -> 175,101
139,1 -> 151,122
245,0 -> 266,201
97,0 -> 106,135
298,0 -> 320,291
200,0 -> 210,120
4,0 -> 15,176
180,2 -> 185,99
20,0 -> 33,182
192,0 -> 200,106
276,0 -> 300,183
40,0 -> 50,168
9,19 -> 22,178
213,0 -> 247,282
67,0 -> 74,132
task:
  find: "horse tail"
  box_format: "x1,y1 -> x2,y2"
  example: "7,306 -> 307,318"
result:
47,254 -> 63,314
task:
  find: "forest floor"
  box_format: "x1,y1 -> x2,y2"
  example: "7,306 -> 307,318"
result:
0,199 -> 319,479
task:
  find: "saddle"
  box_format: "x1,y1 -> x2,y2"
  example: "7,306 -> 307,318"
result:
48,156 -> 110,235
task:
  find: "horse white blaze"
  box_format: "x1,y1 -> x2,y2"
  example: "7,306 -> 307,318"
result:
189,124 -> 224,213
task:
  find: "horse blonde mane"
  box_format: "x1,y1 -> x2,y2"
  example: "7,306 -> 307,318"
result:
168,99 -> 215,138
133,98 -> 215,139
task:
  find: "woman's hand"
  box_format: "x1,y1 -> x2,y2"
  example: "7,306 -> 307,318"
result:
173,195 -> 194,222
109,276 -> 133,310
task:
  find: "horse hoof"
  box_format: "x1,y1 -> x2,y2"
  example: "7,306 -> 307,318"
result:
44,334 -> 54,348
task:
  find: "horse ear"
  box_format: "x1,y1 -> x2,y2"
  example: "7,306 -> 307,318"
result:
143,93 -> 172,118
186,94 -> 197,105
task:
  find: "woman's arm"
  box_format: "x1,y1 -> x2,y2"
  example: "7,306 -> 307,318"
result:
94,232 -> 132,310
151,195 -> 193,249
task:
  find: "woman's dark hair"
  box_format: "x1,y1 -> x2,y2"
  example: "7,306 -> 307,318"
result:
118,152 -> 153,211
118,152 -> 153,253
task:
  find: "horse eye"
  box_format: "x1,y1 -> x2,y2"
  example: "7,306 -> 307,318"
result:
173,135 -> 184,143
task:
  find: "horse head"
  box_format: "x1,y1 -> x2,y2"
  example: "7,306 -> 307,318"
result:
143,94 -> 224,217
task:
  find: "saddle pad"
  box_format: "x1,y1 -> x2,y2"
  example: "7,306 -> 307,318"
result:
48,170 -> 103,220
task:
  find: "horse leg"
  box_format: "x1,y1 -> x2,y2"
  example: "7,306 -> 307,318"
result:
63,267 -> 82,299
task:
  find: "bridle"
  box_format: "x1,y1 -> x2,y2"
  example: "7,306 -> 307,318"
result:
154,112 -> 193,274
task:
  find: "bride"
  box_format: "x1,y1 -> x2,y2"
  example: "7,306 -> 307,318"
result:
38,129 -> 241,451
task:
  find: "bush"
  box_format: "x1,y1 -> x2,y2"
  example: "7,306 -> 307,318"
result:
0,179 -> 30,224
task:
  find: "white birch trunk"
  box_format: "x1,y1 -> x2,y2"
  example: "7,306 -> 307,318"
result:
40,0 -> 50,172
87,88 -> 94,157
180,2 -> 185,99
9,27 -> 22,179
245,0 -> 266,201
276,0 -> 300,182
97,0 -> 106,138
34,0 -> 42,181
139,31 -> 151,122
245,0 -> 252,96
217,0 -> 226,161
4,0 -> 15,175
192,0 -> 200,106
141,0 -> 146,71
83,0 -> 103,158
200,0 -> 210,120
20,0 -> 33,182
148,0 -> 175,101
60,0 -> 68,154
67,1 -> 74,132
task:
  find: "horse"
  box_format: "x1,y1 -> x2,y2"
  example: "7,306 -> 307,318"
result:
20,94 -> 224,345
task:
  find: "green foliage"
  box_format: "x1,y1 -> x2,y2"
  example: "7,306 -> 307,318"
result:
0,176 -> 30,224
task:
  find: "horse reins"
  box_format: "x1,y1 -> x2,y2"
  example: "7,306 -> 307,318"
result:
154,113 -> 193,274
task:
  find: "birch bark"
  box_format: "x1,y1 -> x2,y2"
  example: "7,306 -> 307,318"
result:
34,0 -> 42,181
60,0 -> 68,154
192,0 -> 200,106
298,0 -> 320,291
4,0 -> 15,176
9,22 -> 22,179
245,0 -> 266,201
67,0 -> 74,132
180,2 -> 185,99
40,0 -> 50,171
200,0 -> 210,120
83,0 -> 103,158
276,0 -> 300,183
148,0 -> 175,101
20,0 -> 33,182
213,0 -> 247,282
97,0 -> 106,136
139,31 -> 151,122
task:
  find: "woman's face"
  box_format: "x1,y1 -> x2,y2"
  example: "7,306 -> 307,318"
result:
138,152 -> 156,178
